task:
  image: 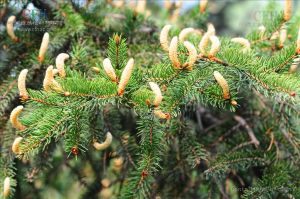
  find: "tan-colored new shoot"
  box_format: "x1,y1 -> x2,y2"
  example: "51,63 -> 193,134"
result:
179,28 -> 195,42
3,177 -> 10,197
12,137 -> 23,155
199,0 -> 208,13
154,108 -> 171,120
208,35 -> 221,57
18,69 -> 29,100
149,82 -> 163,107
93,132 -> 113,150
103,58 -> 118,82
6,16 -> 18,42
38,32 -> 49,63
284,0 -> 292,21
231,37 -> 251,53
213,71 -> 230,100
279,25 -> 287,48
43,65 -> 62,92
117,58 -> 134,96
289,57 -> 300,73
55,53 -> 69,78
169,36 -> 181,69
183,41 -> 198,70
160,24 -> 172,52
10,106 -> 26,130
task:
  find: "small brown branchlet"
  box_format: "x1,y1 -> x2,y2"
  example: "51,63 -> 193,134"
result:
117,58 -> 135,96
38,32 -> 49,63
10,106 -> 26,130
213,71 -> 230,100
6,16 -> 18,42
55,53 -> 69,78
18,69 -> 29,100
93,132 -> 113,150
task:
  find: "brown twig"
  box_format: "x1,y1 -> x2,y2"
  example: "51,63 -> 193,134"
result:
233,115 -> 260,148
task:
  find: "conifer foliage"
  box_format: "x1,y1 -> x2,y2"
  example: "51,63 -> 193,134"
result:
1,0 -> 300,198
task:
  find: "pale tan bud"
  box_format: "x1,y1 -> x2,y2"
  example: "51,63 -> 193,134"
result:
179,28 -> 195,42
136,0 -> 146,13
12,137 -> 23,154
270,31 -> 279,40
279,26 -> 287,48
175,0 -> 183,8
93,132 -> 113,150
154,108 -> 171,120
284,0 -> 292,21
117,58 -> 134,96
18,69 -> 29,100
200,0 -> 208,13
208,35 -> 221,57
103,58 -> 117,82
183,41 -> 198,70
169,36 -> 181,69
289,57 -> 300,73
198,24 -> 215,55
213,71 -> 230,100
149,82 -> 163,107
10,106 -> 26,130
6,16 -> 18,42
112,0 -> 124,8
38,32 -> 49,63
92,67 -> 100,73
160,24 -> 172,52
164,0 -> 172,10
170,1 -> 182,22
101,179 -> 111,188
231,37 -> 251,53
3,177 -> 10,197
55,53 -> 69,78
207,23 -> 216,35
100,188 -> 112,199
43,65 -> 62,92
113,157 -> 124,172
199,32 -> 210,55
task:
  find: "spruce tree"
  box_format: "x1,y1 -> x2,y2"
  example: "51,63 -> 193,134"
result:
1,0 -> 300,198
